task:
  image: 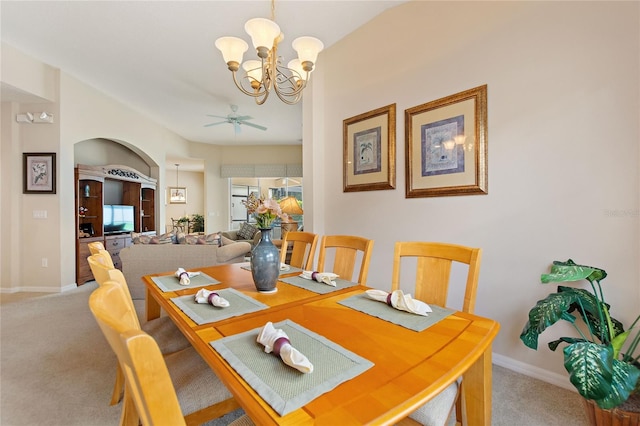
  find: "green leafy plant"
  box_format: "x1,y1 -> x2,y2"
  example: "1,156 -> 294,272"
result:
191,214 -> 204,232
520,259 -> 640,409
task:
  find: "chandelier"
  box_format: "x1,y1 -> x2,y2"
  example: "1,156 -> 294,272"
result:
215,0 -> 324,105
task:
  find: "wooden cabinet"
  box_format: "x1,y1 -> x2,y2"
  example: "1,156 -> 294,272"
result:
104,234 -> 132,270
75,164 -> 157,285
77,236 -> 104,285
141,187 -> 155,233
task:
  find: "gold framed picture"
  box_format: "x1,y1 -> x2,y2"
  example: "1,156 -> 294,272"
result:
343,104 -> 396,192
405,85 -> 488,198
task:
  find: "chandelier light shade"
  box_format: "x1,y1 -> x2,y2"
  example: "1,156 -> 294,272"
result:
215,0 -> 324,105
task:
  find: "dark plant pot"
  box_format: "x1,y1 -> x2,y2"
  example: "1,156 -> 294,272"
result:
250,227 -> 279,293
583,398 -> 640,426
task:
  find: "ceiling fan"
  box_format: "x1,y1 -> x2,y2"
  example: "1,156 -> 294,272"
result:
204,104 -> 267,134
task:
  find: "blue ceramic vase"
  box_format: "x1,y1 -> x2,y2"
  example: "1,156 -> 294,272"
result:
250,227 -> 279,293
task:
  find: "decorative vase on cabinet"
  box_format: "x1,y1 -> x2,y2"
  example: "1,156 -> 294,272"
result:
250,227 -> 279,293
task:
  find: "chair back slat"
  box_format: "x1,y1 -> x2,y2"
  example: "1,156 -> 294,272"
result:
279,231 -> 318,270
317,235 -> 374,285
391,241 -> 482,313
119,330 -> 185,426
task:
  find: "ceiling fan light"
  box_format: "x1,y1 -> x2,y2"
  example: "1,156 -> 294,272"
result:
215,36 -> 249,65
244,18 -> 280,52
292,36 -> 324,66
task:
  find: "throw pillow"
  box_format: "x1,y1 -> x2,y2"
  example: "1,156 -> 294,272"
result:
133,231 -> 175,244
198,233 -> 221,245
153,232 -> 175,244
237,222 -> 258,240
176,232 -> 187,244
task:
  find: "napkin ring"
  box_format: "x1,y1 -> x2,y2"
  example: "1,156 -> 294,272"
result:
386,293 -> 393,307
273,337 -> 291,356
207,292 -> 220,306
179,271 -> 189,280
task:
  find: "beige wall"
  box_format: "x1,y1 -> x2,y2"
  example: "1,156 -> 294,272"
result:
306,1 -> 639,389
1,43 -> 302,292
164,169 -> 204,232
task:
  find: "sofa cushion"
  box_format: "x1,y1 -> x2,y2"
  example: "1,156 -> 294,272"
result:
177,232 -> 221,245
237,222 -> 258,240
220,235 -> 236,246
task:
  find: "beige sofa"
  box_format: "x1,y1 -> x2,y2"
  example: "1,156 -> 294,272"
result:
119,242 -> 251,299
221,229 -> 262,247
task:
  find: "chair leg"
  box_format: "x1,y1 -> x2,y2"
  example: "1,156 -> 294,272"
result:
110,362 -> 125,405
183,397 -> 241,426
119,386 -> 139,426
454,381 -> 464,426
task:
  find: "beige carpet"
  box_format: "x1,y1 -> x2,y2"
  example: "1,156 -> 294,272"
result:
0,282 -> 589,425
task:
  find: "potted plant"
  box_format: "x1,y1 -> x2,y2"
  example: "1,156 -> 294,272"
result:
191,214 -> 204,233
520,259 -> 640,424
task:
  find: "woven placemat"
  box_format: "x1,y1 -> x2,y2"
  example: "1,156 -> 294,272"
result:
151,272 -> 219,293
170,288 -> 268,325
240,264 -> 303,276
338,293 -> 455,332
210,319 -> 374,416
279,275 -> 359,294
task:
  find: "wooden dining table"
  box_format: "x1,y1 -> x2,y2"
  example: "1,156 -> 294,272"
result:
142,263 -> 500,425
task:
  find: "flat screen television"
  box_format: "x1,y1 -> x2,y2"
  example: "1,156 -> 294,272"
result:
103,204 -> 135,234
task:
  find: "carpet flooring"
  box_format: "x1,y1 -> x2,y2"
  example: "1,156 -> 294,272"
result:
0,282 -> 589,425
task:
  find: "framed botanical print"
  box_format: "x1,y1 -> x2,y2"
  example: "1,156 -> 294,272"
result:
23,152 -> 56,194
405,85 -> 488,197
343,104 -> 396,192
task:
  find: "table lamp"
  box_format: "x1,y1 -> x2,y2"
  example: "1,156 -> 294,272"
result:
279,196 -> 303,239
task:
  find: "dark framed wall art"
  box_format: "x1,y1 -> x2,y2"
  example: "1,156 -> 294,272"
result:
23,152 -> 56,194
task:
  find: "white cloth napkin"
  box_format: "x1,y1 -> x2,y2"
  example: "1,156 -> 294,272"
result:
194,289 -> 230,308
280,263 -> 290,271
300,270 -> 338,287
174,268 -> 200,286
257,321 -> 313,373
365,289 -> 432,316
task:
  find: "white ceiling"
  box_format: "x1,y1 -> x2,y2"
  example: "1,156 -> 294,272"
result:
1,0 -> 404,158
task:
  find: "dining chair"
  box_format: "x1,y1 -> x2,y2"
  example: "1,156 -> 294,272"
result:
279,231 -> 318,270
316,235 -> 374,285
87,253 -> 190,405
391,241 -> 482,426
88,242 -> 115,268
89,282 -> 240,425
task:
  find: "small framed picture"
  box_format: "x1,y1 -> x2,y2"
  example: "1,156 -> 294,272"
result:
169,187 -> 187,204
343,104 -> 396,192
23,153 -> 56,194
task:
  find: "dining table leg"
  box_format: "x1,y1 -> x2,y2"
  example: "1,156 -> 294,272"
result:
145,287 -> 161,321
462,345 -> 493,425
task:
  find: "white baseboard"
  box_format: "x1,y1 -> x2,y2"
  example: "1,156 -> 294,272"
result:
492,352 -> 576,393
1,283 -> 78,294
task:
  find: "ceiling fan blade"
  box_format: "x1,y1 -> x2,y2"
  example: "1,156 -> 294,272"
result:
241,121 -> 267,131
206,114 -> 228,119
234,115 -> 252,121
204,121 -> 227,127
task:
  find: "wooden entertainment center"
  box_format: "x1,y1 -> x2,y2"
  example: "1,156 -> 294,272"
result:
75,164 -> 157,285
